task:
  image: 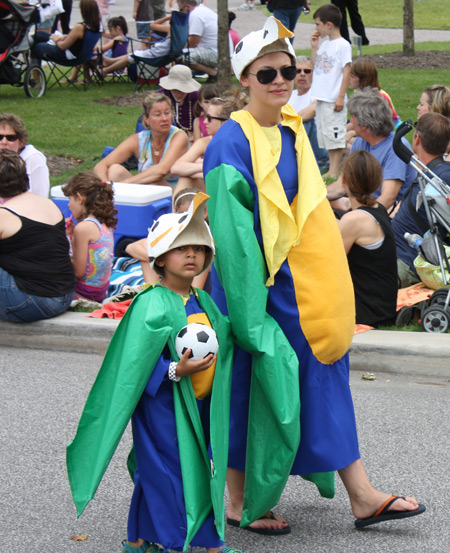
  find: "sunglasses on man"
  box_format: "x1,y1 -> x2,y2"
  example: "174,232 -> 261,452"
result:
297,68 -> 312,75
0,134 -> 19,142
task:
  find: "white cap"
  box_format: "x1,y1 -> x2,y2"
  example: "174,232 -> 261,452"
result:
147,192 -> 214,275
232,16 -> 296,81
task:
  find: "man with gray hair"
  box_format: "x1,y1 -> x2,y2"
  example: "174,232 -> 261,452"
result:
288,55 -> 329,171
328,88 -> 416,209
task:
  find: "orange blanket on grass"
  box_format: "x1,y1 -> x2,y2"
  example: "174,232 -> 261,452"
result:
88,299 -> 132,319
354,282 -> 435,334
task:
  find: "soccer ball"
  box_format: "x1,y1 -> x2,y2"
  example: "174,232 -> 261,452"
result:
175,323 -> 219,361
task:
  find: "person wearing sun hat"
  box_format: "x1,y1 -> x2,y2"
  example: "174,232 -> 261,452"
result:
158,64 -> 201,137
204,15 -> 425,535
67,193 -> 243,553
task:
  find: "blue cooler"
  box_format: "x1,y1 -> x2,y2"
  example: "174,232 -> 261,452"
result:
51,182 -> 173,255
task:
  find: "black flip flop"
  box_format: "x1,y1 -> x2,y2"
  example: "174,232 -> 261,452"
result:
227,511 -> 291,536
355,496 -> 426,528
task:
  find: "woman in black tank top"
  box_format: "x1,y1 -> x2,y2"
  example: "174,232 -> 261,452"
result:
0,151 -> 75,323
337,150 -> 398,326
31,0 -> 100,63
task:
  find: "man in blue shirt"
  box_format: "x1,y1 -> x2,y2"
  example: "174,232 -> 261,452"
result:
391,112 -> 450,287
327,88 -> 416,210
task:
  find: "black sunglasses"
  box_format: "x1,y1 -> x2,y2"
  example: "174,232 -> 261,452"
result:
0,134 -> 19,142
205,114 -> 227,122
297,68 -> 312,75
248,65 -> 297,85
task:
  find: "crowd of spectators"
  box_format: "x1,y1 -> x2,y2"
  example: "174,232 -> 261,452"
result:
2,1 -> 450,331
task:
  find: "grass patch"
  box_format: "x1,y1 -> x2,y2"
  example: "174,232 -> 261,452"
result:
288,0 -> 450,30
0,79 -> 151,186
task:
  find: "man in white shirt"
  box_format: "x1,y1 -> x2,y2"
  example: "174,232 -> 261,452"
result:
288,55 -> 329,171
177,0 -> 219,80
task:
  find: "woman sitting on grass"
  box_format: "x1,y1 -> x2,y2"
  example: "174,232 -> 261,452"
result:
0,151 -> 75,322
94,92 -> 188,186
337,150 -> 398,327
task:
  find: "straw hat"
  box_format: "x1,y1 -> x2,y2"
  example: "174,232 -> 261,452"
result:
148,192 -> 214,276
232,16 -> 296,81
159,64 -> 201,93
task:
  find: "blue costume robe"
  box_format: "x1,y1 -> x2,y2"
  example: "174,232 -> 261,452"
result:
204,107 -> 360,526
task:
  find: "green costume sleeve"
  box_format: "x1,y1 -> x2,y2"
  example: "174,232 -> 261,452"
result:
206,163 -> 302,527
66,288 -> 174,517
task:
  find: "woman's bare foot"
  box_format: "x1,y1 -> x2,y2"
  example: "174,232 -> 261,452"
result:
338,459 -> 421,520
350,492 -> 420,521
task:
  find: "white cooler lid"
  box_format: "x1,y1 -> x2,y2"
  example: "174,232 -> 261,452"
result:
51,182 -> 172,205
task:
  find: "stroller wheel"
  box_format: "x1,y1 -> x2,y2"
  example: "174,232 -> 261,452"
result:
24,65 -> 46,98
421,305 -> 450,333
429,289 -> 450,308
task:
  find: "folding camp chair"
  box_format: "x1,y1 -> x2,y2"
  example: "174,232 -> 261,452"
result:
92,34 -> 131,85
37,28 -> 101,90
128,10 -> 189,91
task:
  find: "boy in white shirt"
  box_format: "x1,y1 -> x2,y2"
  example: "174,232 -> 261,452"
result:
310,3 -> 351,178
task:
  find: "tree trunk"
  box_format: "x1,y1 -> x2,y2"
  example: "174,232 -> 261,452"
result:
403,0 -> 415,56
217,0 -> 232,88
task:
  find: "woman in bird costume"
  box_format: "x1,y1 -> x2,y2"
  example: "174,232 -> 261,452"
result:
203,17 -> 424,534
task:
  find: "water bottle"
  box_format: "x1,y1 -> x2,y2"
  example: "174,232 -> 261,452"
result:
404,232 -> 423,249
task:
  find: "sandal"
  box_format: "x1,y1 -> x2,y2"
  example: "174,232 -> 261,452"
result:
122,540 -> 163,553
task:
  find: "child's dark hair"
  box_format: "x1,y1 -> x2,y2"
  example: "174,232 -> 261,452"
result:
342,150 -> 382,208
228,11 -> 236,29
62,171 -> 118,228
173,187 -> 202,211
313,4 -> 342,27
194,84 -> 221,117
107,15 -> 128,35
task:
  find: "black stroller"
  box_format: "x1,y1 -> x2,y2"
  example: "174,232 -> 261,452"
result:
393,120 -> 450,333
0,0 -> 47,97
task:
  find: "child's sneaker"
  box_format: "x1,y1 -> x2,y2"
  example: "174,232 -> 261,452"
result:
219,547 -> 244,553
248,2 -> 255,9
238,3 -> 249,10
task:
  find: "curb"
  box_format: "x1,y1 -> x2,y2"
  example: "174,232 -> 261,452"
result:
1,313 -> 449,378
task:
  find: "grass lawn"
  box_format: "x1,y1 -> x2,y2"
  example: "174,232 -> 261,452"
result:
286,0 -> 450,30
0,79 -> 149,186
0,42 -> 448,185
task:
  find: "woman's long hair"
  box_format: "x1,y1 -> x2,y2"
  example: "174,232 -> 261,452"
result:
342,150 -> 382,207
80,0 -> 101,32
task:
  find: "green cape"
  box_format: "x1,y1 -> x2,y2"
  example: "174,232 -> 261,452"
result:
205,161 -> 335,527
66,285 -> 233,552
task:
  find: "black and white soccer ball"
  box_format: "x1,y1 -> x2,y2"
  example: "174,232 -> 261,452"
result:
175,323 -> 219,361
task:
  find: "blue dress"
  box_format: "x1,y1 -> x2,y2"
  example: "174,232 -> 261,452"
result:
204,114 -> 360,480
127,294 -> 223,551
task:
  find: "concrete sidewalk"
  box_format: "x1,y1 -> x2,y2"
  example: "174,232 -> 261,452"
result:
1,311 -> 448,377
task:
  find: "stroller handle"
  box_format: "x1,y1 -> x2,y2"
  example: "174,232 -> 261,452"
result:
393,119 -> 414,164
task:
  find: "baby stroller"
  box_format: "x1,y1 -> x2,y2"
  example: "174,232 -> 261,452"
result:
0,0 -> 46,97
393,120 -> 450,333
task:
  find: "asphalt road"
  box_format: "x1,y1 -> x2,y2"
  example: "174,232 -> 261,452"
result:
1,346 -> 449,553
